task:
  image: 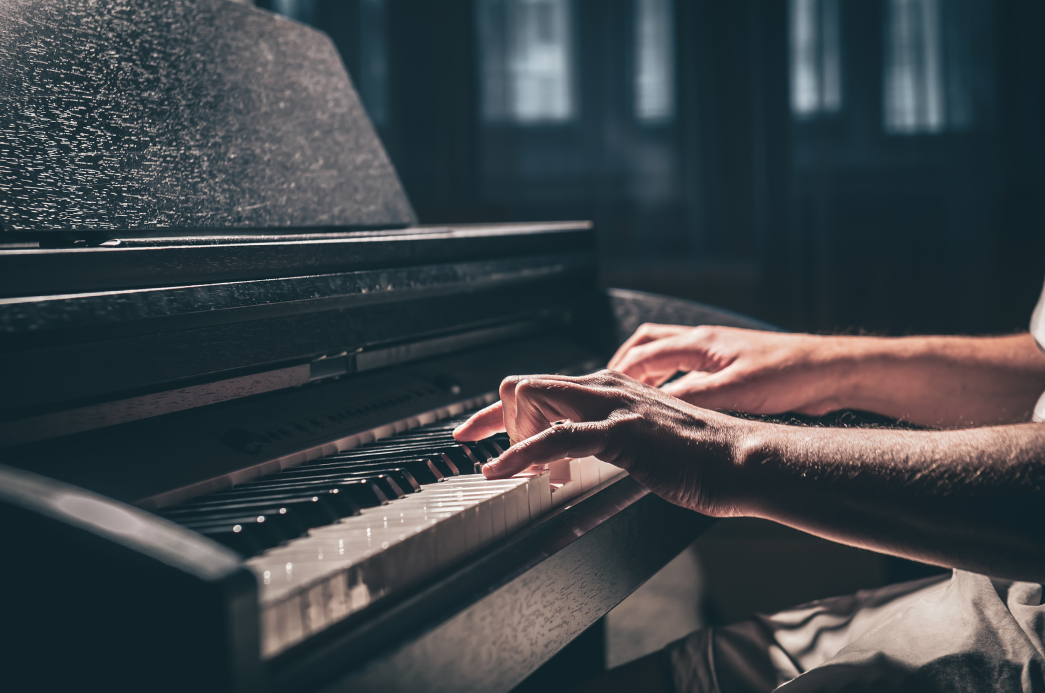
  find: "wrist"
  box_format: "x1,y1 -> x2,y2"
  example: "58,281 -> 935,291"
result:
790,335 -> 873,413
811,336 -> 903,413
722,418 -> 782,517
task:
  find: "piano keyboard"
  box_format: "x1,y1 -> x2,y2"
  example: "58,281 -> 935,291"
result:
159,408 -> 623,657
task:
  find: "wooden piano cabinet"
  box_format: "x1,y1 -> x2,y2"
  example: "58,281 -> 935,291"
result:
0,465 -> 263,692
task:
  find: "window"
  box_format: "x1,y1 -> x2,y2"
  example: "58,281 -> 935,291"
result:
883,0 -> 943,133
789,0 -> 842,118
478,0 -> 575,124
634,0 -> 675,123
883,0 -> 980,134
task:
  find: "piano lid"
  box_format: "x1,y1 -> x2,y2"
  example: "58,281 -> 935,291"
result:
0,0 -> 416,234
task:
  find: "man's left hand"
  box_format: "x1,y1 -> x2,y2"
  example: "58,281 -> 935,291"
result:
452,370 -> 755,517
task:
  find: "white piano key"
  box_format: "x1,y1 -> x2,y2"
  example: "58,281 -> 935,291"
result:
581,456 -> 603,491
324,569 -> 350,622
271,594 -> 305,654
505,483 -> 529,532
303,581 -> 327,635
548,458 -> 572,485
520,471 -> 546,520
261,599 -> 282,657
461,503 -> 481,552
577,456 -> 593,492
537,472 -> 551,514
245,453 -> 559,659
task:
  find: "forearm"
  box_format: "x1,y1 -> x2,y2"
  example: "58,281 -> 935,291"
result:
824,333 -> 1045,428
734,421 -> 1045,581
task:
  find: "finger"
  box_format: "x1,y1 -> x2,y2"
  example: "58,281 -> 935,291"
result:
453,401 -> 504,441
461,374 -> 600,445
499,377 -> 520,439
661,370 -> 743,410
482,420 -> 610,479
607,324 -> 688,370
507,378 -> 597,444
614,338 -> 696,385
497,373 -> 586,439
617,331 -> 734,385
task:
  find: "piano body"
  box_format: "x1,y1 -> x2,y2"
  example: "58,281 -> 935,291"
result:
0,2 -> 769,690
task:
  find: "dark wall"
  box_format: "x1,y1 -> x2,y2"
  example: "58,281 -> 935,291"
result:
262,0 -> 1045,336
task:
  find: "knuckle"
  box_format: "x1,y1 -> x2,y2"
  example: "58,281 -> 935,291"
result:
499,376 -> 518,397
516,378 -> 553,404
590,369 -> 622,388
550,420 -> 574,436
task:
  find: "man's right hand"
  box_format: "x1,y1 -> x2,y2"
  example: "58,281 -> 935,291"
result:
607,323 -> 853,416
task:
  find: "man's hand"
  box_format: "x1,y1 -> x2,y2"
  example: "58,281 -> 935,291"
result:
607,323 -> 851,416
609,324 -> 1045,428
453,370 -> 755,516
454,368 -> 1045,581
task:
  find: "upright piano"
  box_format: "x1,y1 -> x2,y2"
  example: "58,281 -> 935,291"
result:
0,2 -> 769,690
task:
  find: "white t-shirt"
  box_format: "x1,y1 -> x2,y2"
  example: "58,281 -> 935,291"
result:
1030,279 -> 1045,422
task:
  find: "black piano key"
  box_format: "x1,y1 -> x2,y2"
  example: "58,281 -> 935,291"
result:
362,467 -> 420,493
192,525 -> 266,556
300,458 -> 443,485
347,462 -> 439,486
164,497 -> 340,529
460,442 -> 491,462
339,440 -> 455,455
438,445 -> 474,468
184,488 -> 361,517
160,412 -> 504,558
322,449 -> 462,478
391,431 -> 457,442
435,450 -> 464,475
359,474 -> 405,499
324,447 -> 436,464
477,439 -> 503,459
252,471 -> 406,500
453,443 -> 485,473
231,478 -> 390,507
273,466 -> 420,493
181,515 -> 290,550
180,508 -> 308,541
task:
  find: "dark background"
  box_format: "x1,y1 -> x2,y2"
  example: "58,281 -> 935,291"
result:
260,0 -> 1045,337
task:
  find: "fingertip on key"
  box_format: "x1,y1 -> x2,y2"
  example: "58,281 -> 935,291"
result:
481,458 -> 501,479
